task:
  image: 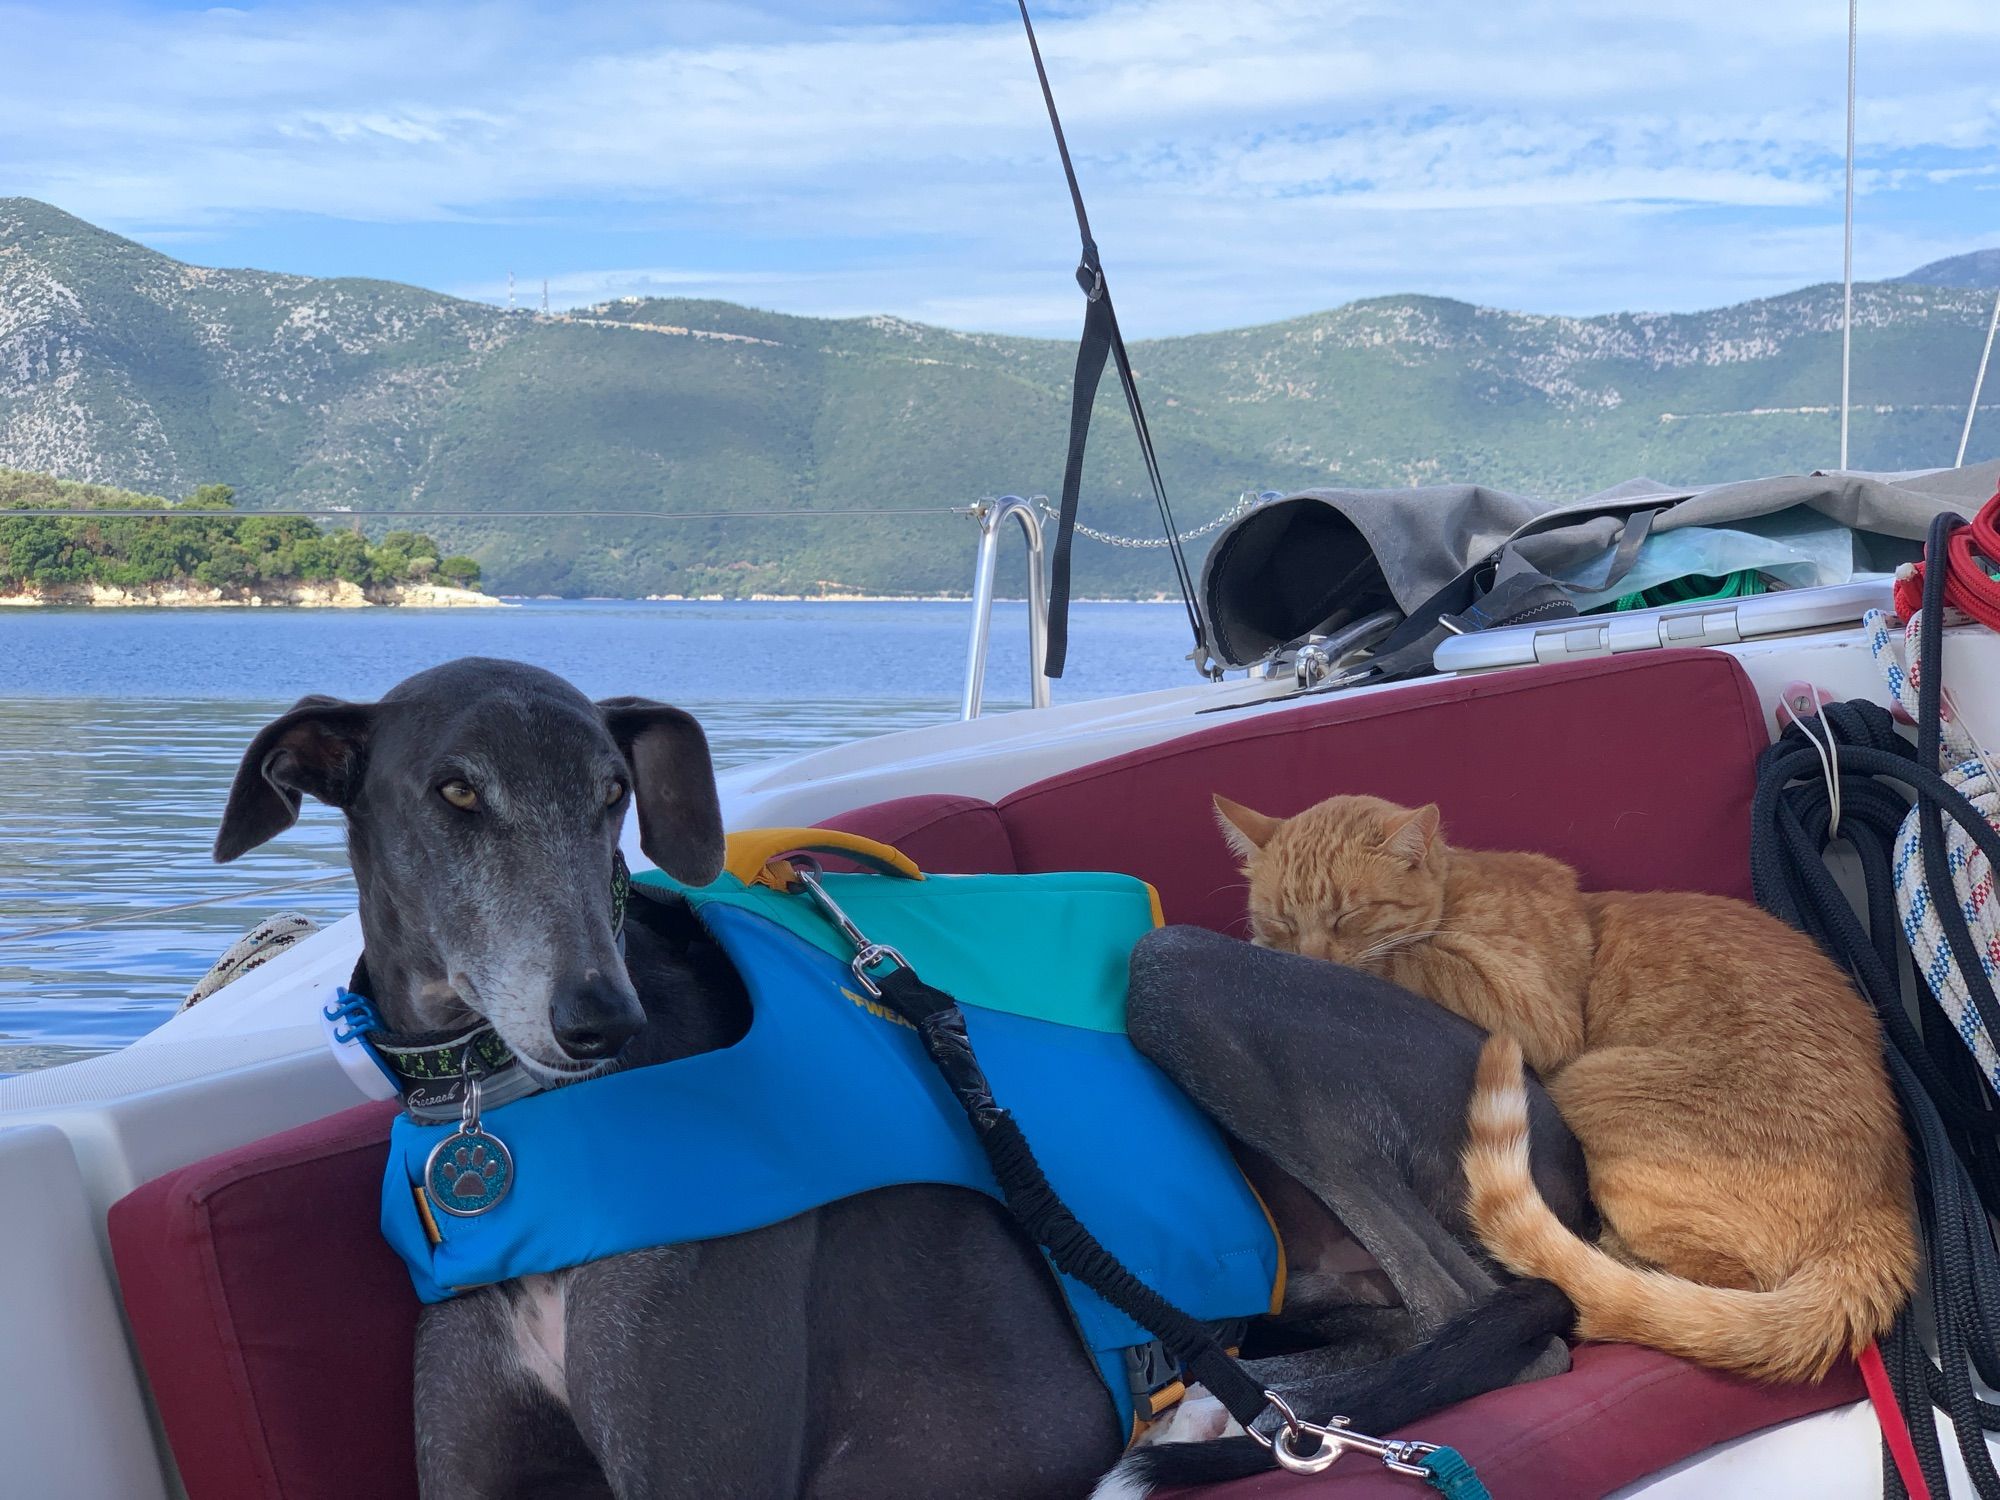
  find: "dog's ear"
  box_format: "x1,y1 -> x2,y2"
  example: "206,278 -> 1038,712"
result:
214,695 -> 377,863
598,697 -> 725,887
1213,794 -> 1281,863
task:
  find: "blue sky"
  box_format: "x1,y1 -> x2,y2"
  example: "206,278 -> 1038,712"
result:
3,0 -> 1996,335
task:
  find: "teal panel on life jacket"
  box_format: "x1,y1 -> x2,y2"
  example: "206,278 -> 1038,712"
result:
633,865 -> 1161,1034
378,865 -> 1279,1441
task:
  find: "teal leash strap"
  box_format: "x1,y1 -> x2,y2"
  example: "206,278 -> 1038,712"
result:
1420,1446 -> 1491,1500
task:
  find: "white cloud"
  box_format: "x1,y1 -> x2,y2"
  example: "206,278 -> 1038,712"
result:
1,0 -> 1996,331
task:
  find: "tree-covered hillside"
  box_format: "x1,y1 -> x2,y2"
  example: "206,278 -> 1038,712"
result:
0,469 -> 480,594
4,197 -> 1997,598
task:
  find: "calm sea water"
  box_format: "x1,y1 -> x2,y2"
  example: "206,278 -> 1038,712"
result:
0,600 -> 1192,1070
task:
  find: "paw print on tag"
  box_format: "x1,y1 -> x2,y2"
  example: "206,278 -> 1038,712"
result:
449,1143 -> 499,1199
425,1129 -> 514,1217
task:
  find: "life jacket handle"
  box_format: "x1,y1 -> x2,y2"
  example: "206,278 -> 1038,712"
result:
721,828 -> 924,887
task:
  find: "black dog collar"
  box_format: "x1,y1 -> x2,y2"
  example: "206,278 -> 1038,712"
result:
366,1016 -> 536,1120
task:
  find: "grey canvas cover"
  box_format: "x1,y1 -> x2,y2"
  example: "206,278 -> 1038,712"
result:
1196,484 -> 1544,666
1199,459 -> 2000,674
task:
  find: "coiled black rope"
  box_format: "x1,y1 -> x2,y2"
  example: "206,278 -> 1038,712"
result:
1751,511 -> 2000,1498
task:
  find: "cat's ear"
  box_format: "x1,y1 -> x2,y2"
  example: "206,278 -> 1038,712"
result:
1380,802 -> 1442,865
1213,794 -> 1281,862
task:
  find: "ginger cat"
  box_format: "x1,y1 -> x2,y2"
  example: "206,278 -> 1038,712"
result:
1213,791 -> 1916,1383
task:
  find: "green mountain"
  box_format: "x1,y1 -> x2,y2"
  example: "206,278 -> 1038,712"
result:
3,196 -> 1997,598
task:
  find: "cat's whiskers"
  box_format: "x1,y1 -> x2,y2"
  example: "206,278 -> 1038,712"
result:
1354,925 -> 1462,965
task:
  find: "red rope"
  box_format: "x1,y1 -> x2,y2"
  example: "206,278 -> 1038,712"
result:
1859,1340 -> 1934,1500
1894,484 -> 2000,630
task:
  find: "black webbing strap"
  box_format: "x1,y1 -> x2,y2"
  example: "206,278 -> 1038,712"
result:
875,964 -> 1271,1428
1016,0 -> 1206,678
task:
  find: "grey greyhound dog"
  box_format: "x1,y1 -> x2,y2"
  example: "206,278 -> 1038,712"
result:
214,657 -> 1590,1499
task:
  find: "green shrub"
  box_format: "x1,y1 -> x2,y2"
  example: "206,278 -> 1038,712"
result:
0,471 -> 484,596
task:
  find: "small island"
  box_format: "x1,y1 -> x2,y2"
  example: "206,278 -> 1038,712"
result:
0,469 -> 498,607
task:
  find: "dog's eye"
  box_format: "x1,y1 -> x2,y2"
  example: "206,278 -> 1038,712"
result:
605,781 -> 626,807
439,780 -> 480,812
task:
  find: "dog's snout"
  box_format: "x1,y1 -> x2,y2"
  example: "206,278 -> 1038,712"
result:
551,974 -> 645,1060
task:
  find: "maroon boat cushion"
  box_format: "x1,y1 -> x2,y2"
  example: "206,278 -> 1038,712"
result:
106,648 -> 1800,1498
106,1104 -> 1866,1500
816,792 -> 1019,873
992,651 -> 1768,933
109,1101 -> 415,1500
1161,1343 -> 1863,1498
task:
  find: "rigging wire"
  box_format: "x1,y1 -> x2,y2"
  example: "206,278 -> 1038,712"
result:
4,506 -> 959,521
1032,492 -> 1259,550
1958,289 -> 2000,469
1840,0 -> 1858,471
1,872 -> 353,944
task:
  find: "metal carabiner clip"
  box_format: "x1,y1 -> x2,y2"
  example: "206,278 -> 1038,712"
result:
1247,1390 -> 1439,1478
790,866 -> 913,998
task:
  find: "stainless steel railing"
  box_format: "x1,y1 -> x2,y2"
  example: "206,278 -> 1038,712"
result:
959,495 -> 1052,720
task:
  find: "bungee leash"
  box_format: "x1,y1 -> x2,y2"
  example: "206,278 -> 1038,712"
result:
792,867 -> 1487,1495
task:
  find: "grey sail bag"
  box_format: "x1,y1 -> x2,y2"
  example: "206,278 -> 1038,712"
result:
1198,460 -> 2000,681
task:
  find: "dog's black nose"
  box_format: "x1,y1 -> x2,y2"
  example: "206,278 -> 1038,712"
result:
551,975 -> 645,1060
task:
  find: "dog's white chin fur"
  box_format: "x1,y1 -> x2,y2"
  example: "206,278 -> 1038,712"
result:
511,1046 -> 614,1087
452,969 -> 615,1087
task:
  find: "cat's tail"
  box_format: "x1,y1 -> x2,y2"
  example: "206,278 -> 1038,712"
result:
1462,1034 -> 1910,1384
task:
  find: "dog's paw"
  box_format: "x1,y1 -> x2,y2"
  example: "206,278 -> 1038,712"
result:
1132,1386 -> 1242,1448
1513,1334 -> 1571,1385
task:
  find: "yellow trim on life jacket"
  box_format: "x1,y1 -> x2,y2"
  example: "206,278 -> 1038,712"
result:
1243,1178 -> 1289,1317
724,828 -> 924,886
412,1184 -> 444,1248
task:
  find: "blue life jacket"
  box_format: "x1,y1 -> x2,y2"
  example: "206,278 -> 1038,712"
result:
373,830 -> 1284,1439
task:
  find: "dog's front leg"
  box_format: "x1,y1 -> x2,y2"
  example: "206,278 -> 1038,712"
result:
1288,1158 -> 1500,1332
415,1291 -> 615,1500
563,1239 -> 814,1500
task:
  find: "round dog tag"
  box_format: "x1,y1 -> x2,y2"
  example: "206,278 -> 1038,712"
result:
425,1127 -> 514,1217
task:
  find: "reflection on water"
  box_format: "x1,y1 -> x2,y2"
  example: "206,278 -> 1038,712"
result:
0,601 -> 1191,1068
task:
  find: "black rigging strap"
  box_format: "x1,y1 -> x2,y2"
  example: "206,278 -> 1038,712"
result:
1015,0 -> 1209,678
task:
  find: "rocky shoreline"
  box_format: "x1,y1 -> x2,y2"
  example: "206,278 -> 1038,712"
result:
0,579 -> 503,608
